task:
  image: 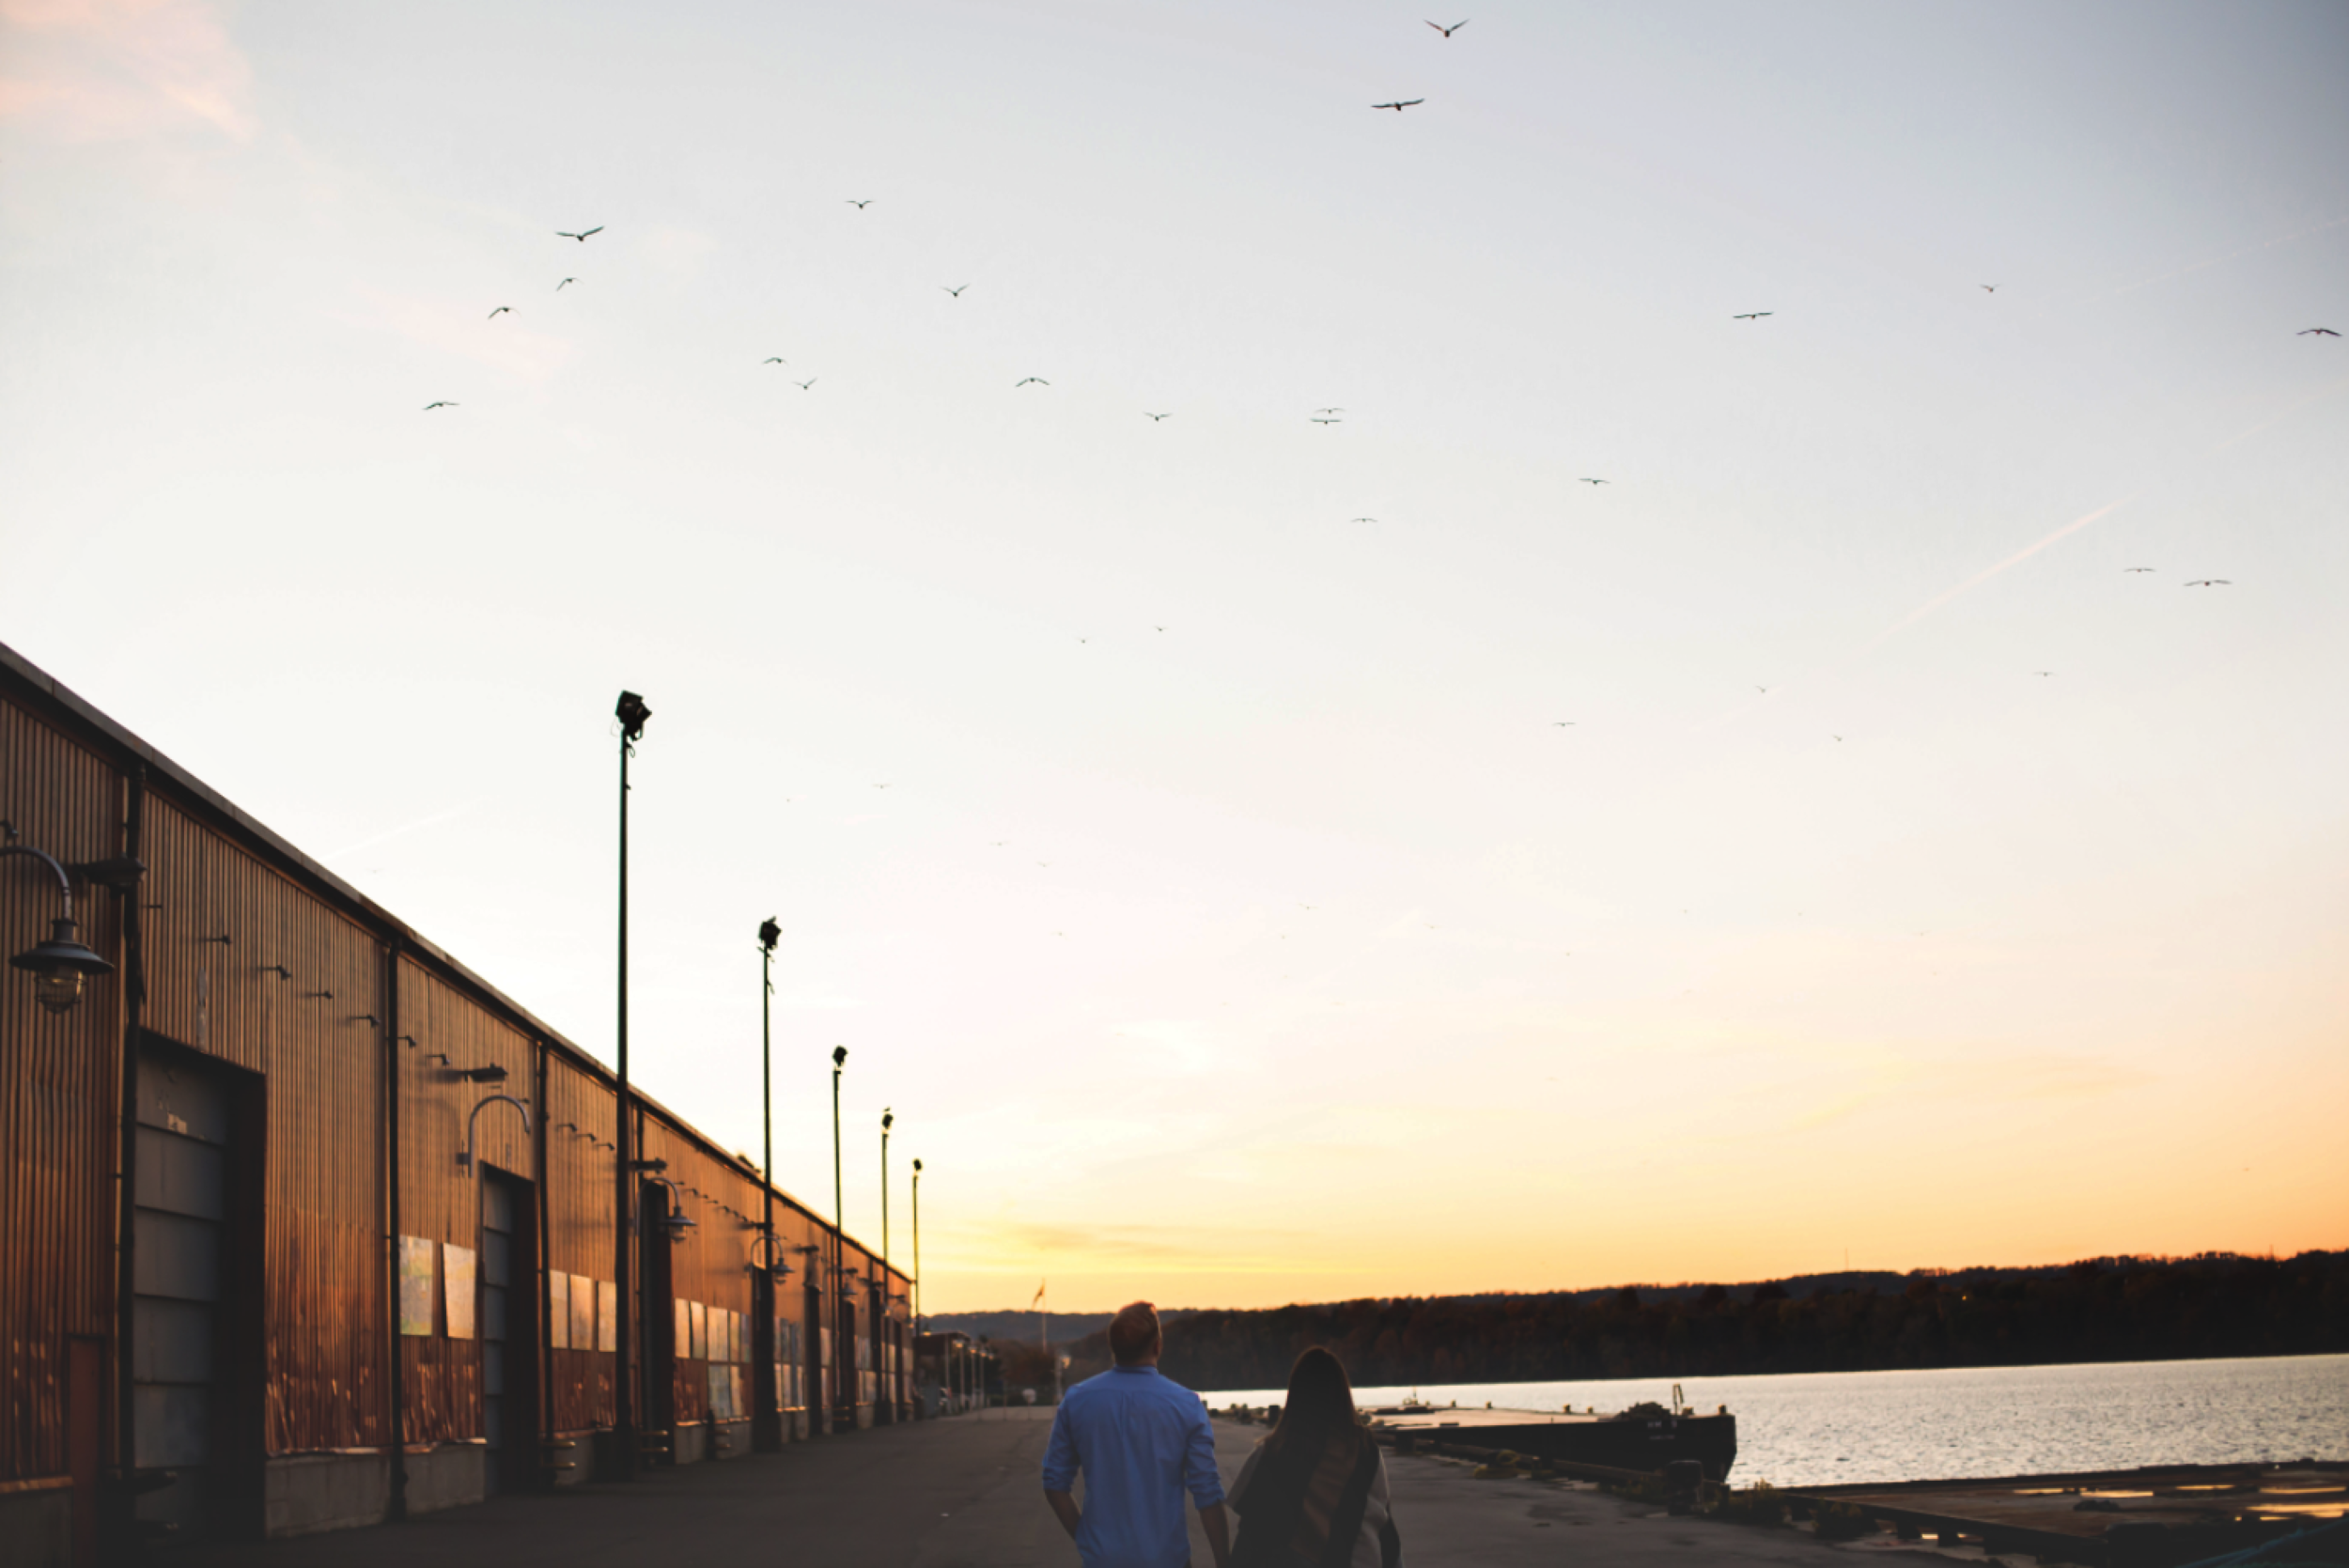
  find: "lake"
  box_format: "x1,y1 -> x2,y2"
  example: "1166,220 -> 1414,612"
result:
1200,1352 -> 2349,1487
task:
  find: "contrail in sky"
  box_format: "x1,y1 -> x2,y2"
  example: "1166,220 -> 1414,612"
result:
2102,211 -> 2349,302
1713,373 -> 2349,726
1865,372 -> 2349,652
323,801 -> 474,861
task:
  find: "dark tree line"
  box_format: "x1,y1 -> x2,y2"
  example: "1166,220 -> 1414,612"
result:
1061,1252 -> 2349,1392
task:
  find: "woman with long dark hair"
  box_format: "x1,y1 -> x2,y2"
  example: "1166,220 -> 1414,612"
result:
1228,1347 -> 1403,1568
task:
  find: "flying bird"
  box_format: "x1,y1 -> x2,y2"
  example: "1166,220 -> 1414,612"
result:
2298,328 -> 2339,336
423,401 -> 458,411
1755,686 -> 1770,694
1579,477 -> 1609,485
1982,285 -> 1998,293
1016,377 -> 1050,387
1733,311 -> 1773,320
872,784 -> 890,790
846,199 -> 873,209
2033,671 -> 2054,677
1154,626 -> 1166,632
1143,411 -> 1172,421
1311,415 -> 1343,424
1350,517 -> 1377,523
488,306 -> 511,319
1372,99 -> 1425,111
1315,407 -> 1345,414
2184,579 -> 2232,587
2123,567 -> 2155,573
1426,19 -> 1468,36
1553,722 -> 1575,727
556,277 -> 576,290
763,357 -> 787,365
942,285 -> 967,297
556,226 -> 603,241
793,378 -> 817,390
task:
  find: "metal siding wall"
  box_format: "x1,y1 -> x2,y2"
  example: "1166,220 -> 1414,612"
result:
135,796 -> 392,1456
256,850 -> 389,1455
0,696 -> 123,1484
395,962 -> 531,1445
541,1055 -> 614,1434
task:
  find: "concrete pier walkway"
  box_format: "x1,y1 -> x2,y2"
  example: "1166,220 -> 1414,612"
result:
178,1407 -> 1949,1567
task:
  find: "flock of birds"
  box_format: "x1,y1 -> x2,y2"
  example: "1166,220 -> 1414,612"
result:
410,16 -> 2335,757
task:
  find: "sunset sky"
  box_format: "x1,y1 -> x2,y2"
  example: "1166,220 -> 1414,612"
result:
4,0 -> 2344,1312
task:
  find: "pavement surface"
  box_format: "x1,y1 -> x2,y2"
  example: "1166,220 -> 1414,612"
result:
174,1407 -> 1973,1567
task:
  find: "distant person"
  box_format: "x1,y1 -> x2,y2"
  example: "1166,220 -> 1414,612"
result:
1043,1300 -> 1230,1568
1228,1348 -> 1402,1568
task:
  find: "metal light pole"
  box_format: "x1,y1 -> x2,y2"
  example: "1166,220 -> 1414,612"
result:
910,1157 -> 922,1331
879,1107 -> 894,1421
829,1045 -> 847,1431
757,916 -> 780,1449
613,689 -> 650,1480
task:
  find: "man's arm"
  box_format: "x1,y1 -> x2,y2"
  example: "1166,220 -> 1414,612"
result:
1197,1500 -> 1232,1568
1182,1402 -> 1231,1568
1041,1403 -> 1081,1541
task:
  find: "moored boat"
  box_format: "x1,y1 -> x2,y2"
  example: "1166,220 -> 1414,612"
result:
1364,1388 -> 1736,1481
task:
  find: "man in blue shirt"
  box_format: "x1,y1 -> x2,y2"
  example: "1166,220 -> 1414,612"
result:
1043,1301 -> 1230,1568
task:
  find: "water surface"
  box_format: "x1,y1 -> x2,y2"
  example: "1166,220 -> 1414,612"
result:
1202,1353 -> 2349,1487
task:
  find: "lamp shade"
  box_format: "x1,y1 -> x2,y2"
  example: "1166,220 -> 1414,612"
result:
11,917 -> 113,1016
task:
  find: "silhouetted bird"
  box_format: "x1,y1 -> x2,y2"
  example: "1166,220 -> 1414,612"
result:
1733,311 -> 1772,319
557,277 -> 576,290
423,401 -> 458,411
1426,19 -> 1468,36
846,199 -> 873,209
763,356 -> 787,365
2124,567 -> 2155,573
1579,477 -> 1608,485
2185,579 -> 2232,587
794,378 -> 817,389
1373,99 -> 1425,111
1311,416 -> 1343,424
1016,377 -> 1050,387
1143,411 -> 1172,421
1982,285 -> 1998,293
488,306 -> 511,319
1350,517 -> 1377,523
1315,407 -> 1345,413
1553,722 -> 1575,727
2298,328 -> 2338,336
943,284 -> 967,297
2034,671 -> 2054,677
556,226 -> 603,241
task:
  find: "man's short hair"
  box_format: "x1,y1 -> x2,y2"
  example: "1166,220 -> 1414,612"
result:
1108,1300 -> 1160,1365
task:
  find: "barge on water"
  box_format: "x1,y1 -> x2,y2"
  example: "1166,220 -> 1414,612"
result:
1363,1387 -> 1736,1481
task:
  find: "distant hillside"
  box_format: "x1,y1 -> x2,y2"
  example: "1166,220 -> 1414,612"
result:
1053,1252 -> 2349,1391
922,1308 -> 1196,1343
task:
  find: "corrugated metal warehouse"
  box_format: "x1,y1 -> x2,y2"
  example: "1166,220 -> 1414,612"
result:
0,642 -> 916,1562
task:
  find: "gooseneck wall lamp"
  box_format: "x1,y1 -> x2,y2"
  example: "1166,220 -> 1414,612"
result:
3,846 -> 114,1014
748,1231 -> 794,1284
646,1173 -> 696,1243
457,1094 -> 533,1172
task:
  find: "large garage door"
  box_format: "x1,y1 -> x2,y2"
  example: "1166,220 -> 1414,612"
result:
133,1045 -> 230,1537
